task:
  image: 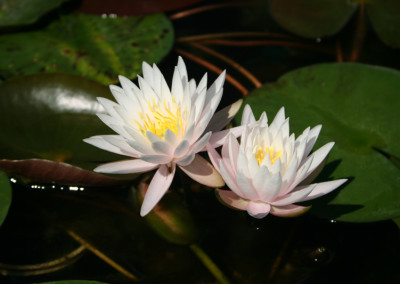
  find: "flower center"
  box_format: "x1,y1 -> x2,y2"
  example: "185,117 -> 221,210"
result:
135,97 -> 184,139
254,146 -> 282,165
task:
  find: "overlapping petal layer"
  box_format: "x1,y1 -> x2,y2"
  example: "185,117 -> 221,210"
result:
208,105 -> 347,219
85,57 -> 240,216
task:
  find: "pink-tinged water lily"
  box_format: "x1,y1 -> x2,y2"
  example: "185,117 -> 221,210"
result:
84,57 -> 242,216
207,105 -> 347,219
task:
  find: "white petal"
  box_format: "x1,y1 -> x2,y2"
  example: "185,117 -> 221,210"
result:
191,132 -> 211,153
177,56 -> 188,83
207,125 -> 244,149
303,125 -> 322,159
94,159 -> 158,174
127,140 -> 154,155
205,99 -> 243,132
171,67 -> 184,104
140,164 -> 176,216
206,144 -> 222,173
97,97 -> 120,118
241,104 -> 256,125
138,76 -> 157,101
299,179 -> 347,201
102,135 -> 139,157
217,189 -> 249,211
152,141 -> 173,155
164,129 -> 178,147
174,140 -> 190,157
179,154 -> 224,187
218,159 -> 241,195
236,170 -> 259,200
83,136 -> 126,156
271,184 -> 315,206
246,201 -> 271,219
140,154 -> 172,164
270,204 -> 310,217
254,167 -> 282,202
176,151 -> 195,166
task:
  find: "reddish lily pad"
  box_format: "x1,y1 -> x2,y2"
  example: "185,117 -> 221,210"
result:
0,73 -> 130,184
0,13 -> 173,85
242,63 -> 400,222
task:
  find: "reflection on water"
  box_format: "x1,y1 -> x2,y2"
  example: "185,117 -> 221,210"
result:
0,179 -> 398,283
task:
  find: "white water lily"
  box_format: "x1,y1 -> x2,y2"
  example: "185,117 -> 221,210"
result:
84,57 -> 242,216
207,105 -> 347,219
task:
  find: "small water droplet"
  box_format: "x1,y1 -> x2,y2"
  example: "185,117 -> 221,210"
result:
316,38 -> 322,43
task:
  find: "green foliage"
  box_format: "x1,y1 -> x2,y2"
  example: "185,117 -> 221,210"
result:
269,0 -> 400,48
242,63 -> 400,222
0,0 -> 68,27
0,73 -> 122,171
0,13 -> 173,84
268,0 -> 357,38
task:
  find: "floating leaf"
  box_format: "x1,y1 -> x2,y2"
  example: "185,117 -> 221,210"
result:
0,171 -> 12,227
0,0 -> 68,28
0,159 -> 125,186
0,73 -> 130,183
268,0 -> 357,38
0,13 -> 173,85
366,0 -> 400,48
242,63 -> 400,222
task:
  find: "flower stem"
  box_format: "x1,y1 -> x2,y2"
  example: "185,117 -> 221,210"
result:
189,243 -> 231,284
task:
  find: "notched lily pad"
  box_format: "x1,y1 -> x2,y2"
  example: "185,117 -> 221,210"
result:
242,63 -> 400,222
0,13 -> 173,84
0,73 -> 131,184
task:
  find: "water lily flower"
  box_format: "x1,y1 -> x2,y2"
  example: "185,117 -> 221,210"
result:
207,105 -> 347,219
84,57 -> 242,216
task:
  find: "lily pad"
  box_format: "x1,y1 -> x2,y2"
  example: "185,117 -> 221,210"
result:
242,63 -> 400,222
366,0 -> 400,48
0,0 -> 68,28
0,171 -> 12,227
268,0 -> 357,38
0,13 -> 173,85
0,73 -> 126,182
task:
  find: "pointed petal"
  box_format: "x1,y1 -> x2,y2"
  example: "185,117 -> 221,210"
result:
300,179 -> 347,201
206,144 -> 222,172
84,136 -> 126,156
94,159 -> 158,174
272,184 -> 315,206
254,168 -> 283,202
216,189 -> 249,211
241,104 -> 256,125
191,132 -> 211,153
140,164 -> 176,216
179,154 -> 224,187
205,99 -> 243,132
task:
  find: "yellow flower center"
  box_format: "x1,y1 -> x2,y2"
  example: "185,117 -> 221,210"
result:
254,146 -> 282,165
135,97 -> 184,139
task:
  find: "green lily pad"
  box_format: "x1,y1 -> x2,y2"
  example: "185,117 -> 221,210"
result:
0,73 -> 126,182
268,0 -> 357,38
0,171 -> 12,227
366,0 -> 400,48
0,13 -> 173,85
0,0 -> 68,28
242,63 -> 400,222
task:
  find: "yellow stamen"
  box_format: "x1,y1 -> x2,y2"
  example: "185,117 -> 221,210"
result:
254,146 -> 282,165
135,97 -> 184,139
